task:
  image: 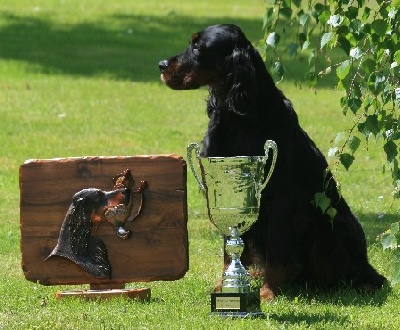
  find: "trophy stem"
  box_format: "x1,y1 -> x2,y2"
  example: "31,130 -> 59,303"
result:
211,225 -> 263,317
221,227 -> 250,293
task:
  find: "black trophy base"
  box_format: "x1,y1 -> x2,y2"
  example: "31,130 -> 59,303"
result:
210,291 -> 264,318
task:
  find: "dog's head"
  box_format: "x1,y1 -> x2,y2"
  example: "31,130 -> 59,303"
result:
70,187 -> 133,242
159,24 -> 255,90
46,187 -> 133,279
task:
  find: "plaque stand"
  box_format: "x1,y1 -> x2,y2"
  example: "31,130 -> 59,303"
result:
56,283 -> 151,301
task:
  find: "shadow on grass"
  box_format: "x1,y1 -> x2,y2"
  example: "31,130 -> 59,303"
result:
270,311 -> 351,327
265,280 -> 391,327
257,279 -> 392,327
277,280 -> 391,305
0,11 -> 263,82
263,212 -> 394,329
359,212 -> 397,245
0,11 -> 339,87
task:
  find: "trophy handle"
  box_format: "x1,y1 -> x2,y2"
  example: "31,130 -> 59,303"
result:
187,142 -> 206,192
258,140 -> 278,194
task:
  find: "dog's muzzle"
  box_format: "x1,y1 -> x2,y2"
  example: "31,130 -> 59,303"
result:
159,60 -> 169,83
158,60 -> 169,73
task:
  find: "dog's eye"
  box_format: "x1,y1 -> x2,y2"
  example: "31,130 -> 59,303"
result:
95,190 -> 104,202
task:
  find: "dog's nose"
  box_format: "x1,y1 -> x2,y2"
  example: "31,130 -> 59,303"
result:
158,60 -> 169,72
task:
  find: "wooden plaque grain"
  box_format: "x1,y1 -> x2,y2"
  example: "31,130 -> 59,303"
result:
20,155 -> 188,286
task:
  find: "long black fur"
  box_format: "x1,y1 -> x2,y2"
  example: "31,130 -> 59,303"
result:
159,24 -> 386,300
46,189 -> 112,279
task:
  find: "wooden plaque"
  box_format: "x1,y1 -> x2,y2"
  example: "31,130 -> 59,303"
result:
20,155 -> 188,286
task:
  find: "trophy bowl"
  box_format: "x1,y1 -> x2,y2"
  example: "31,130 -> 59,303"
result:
187,140 -> 277,317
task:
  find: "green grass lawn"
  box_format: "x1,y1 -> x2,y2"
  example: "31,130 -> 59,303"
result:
1,0 -> 400,329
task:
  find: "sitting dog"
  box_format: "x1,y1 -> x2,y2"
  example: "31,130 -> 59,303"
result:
46,169 -> 147,279
159,24 -> 386,300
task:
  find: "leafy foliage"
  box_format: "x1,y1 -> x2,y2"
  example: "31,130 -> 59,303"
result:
261,0 -> 399,181
380,222 -> 400,286
260,0 -> 399,283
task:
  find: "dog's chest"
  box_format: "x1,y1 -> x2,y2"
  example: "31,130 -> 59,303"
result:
208,114 -> 265,156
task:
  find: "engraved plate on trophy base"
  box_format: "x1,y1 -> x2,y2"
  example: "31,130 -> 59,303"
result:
210,291 -> 263,318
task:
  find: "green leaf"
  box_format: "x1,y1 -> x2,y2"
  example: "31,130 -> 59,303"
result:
337,79 -> 350,92
328,14 -> 343,27
347,6 -> 359,19
391,222 -> 400,235
394,50 -> 400,63
302,40 -> 310,52
318,9 -> 331,25
326,207 -> 337,220
348,94 -> 362,114
381,232 -> 397,250
313,3 -> 326,16
335,131 -> 346,145
391,261 -> 400,286
263,8 -> 274,30
339,153 -> 355,170
337,36 -> 351,55
349,18 -> 362,34
350,47 -> 363,59
382,83 -> 394,104
298,32 -> 307,45
384,140 -> 398,163
375,74 -> 386,92
273,61 -> 285,80
368,73 -> 386,95
392,61 -> 400,71
388,7 -> 398,20
340,95 -> 347,109
280,7 -> 292,19
363,94 -> 374,111
328,147 -> 339,158
361,22 -> 371,35
396,88 -> 400,107
336,60 -> 351,80
314,192 -> 331,214
266,32 -> 280,48
308,50 -> 315,65
362,58 -> 376,74
364,115 -> 380,136
289,43 -> 298,57
306,68 -> 317,87
372,19 -> 388,36
321,32 -> 334,49
348,136 -> 361,154
362,6 -> 371,20
299,14 -> 309,26
292,0 -> 301,7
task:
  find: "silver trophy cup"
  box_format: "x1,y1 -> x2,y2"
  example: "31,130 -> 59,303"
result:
187,140 -> 278,317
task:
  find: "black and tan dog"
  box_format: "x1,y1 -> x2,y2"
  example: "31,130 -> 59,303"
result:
159,24 -> 386,300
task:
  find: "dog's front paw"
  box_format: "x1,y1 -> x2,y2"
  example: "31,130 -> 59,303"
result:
260,284 -> 275,301
214,278 -> 223,293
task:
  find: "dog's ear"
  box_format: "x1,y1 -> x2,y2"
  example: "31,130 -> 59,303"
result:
68,196 -> 91,256
225,46 -> 257,115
